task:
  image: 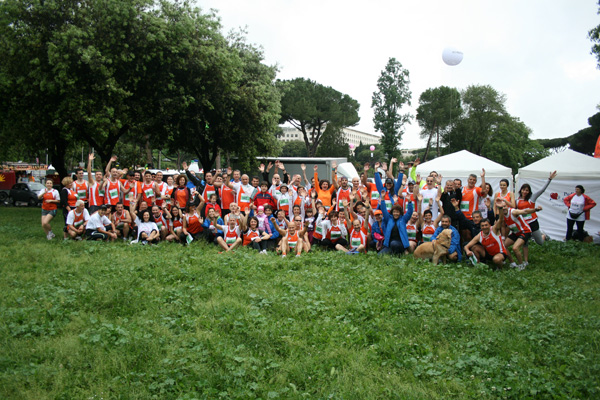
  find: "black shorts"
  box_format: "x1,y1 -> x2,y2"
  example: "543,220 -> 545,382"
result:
508,231 -> 532,245
482,251 -> 506,262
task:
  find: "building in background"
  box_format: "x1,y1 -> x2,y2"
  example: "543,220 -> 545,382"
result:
279,126 -> 380,153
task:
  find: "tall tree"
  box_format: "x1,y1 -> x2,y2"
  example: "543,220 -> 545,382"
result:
589,0 -> 600,69
278,78 -> 360,157
416,86 -> 462,161
444,85 -> 509,155
371,58 -> 412,158
315,125 -> 350,158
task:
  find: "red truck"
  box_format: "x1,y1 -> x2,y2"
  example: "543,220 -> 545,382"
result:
0,170 -> 17,202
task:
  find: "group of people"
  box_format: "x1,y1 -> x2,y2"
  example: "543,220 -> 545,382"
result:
37,153 -> 596,269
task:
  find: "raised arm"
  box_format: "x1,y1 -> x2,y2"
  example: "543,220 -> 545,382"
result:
479,169 -> 487,195
87,153 -> 95,185
530,171 -> 557,202
105,155 -> 117,176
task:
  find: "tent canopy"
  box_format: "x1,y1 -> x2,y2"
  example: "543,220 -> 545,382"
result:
415,150 -> 512,180
518,149 -> 600,180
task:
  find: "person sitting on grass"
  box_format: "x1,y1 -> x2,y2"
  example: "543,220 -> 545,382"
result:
216,216 -> 243,252
337,200 -> 370,254
272,218 -> 308,257
242,216 -> 271,253
66,200 -> 90,240
464,206 -> 508,269
86,205 -> 117,241
378,195 -> 414,256
134,209 -> 160,245
180,202 -> 204,245
202,207 -> 224,244
164,205 -> 184,243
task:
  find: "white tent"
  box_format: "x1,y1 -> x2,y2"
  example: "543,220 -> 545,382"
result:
415,150 -> 513,192
517,149 -> 600,241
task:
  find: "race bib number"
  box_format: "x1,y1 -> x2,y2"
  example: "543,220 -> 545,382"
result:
145,189 -> 154,198
205,190 -> 215,199
351,237 -> 361,247
407,230 -> 416,239
226,236 -> 237,244
330,230 -> 341,240
423,234 -> 432,242
241,193 -> 250,203
74,220 -> 84,228
116,222 -> 124,229
109,189 -> 119,199
423,198 -> 430,206
371,191 -> 379,200
315,225 -> 323,235
99,189 -> 105,197
385,200 -> 392,211
289,240 -> 297,249
77,190 -> 86,199
460,201 -> 469,211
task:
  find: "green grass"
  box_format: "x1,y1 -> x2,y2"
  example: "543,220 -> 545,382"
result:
1,207 -> 599,399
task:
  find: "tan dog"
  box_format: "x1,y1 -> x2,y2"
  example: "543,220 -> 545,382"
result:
413,228 -> 452,264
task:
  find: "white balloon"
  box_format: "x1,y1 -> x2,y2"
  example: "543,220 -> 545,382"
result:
442,47 -> 463,66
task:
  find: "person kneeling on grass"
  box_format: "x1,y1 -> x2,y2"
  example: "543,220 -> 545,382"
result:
111,202 -> 132,241
464,207 -> 508,269
86,205 -> 117,241
66,200 -> 90,240
336,202 -> 370,254
429,215 -> 461,262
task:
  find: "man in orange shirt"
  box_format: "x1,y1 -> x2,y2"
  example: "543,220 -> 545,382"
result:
459,169 -> 487,242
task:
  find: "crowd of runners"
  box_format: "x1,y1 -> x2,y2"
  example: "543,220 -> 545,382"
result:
37,153 -> 596,269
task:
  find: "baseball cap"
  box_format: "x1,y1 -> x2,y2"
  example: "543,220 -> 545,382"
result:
385,178 -> 394,185
374,210 -> 383,215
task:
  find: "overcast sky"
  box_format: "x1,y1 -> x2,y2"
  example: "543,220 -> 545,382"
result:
197,0 -> 600,149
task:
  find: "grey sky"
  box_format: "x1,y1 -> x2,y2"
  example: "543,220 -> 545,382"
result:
198,0 -> 600,149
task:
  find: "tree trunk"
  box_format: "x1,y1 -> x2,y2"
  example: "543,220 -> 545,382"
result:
145,136 -> 152,167
436,127 -> 440,157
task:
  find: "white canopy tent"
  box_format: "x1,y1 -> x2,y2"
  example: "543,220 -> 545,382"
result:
415,150 -> 513,192
517,149 -> 600,241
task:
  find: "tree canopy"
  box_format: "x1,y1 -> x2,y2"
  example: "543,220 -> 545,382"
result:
371,58 -> 412,158
416,86 -> 462,161
589,0 -> 600,69
0,0 -> 281,175
278,78 -> 360,157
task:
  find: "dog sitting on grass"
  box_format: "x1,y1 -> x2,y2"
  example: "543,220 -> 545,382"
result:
413,228 -> 452,264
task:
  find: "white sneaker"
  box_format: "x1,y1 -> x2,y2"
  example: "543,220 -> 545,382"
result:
261,249 -> 267,254
281,254 -> 286,258
75,236 -> 82,241
49,231 -> 55,239
46,232 -> 52,240
518,263 -> 526,271
510,262 -> 518,269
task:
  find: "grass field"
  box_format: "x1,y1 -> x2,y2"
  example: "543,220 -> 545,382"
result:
1,207 -> 599,399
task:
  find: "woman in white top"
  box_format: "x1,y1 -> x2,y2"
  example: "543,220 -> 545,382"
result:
563,185 -> 597,241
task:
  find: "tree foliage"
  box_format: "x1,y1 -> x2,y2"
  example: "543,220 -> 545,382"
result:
0,0 -> 281,176
537,112 -> 600,156
443,85 -> 546,172
315,125 -> 350,158
280,140 -> 308,158
278,78 -> 360,157
589,0 -> 600,69
416,86 -> 462,161
371,58 -> 412,158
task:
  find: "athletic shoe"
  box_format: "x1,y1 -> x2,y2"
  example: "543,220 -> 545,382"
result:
75,236 -> 82,241
281,254 -> 286,258
468,254 -> 478,265
141,240 -> 148,245
510,262 -> 518,269
260,249 -> 267,254
518,263 -> 526,271
46,232 -> 52,240
49,231 -> 55,239
522,261 -> 529,268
